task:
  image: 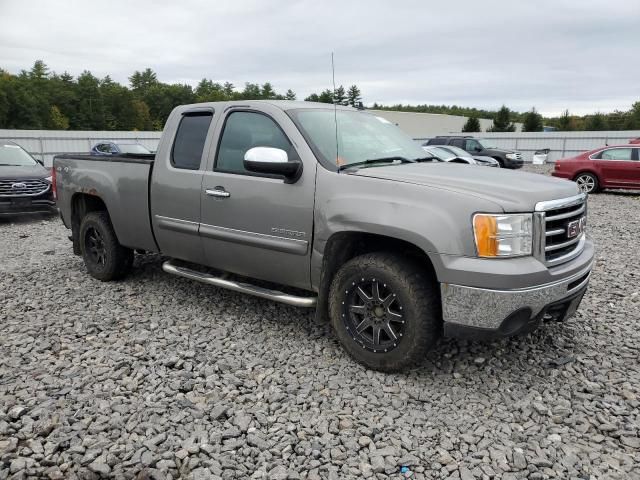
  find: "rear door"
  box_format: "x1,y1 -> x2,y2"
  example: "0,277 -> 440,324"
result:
150,108 -> 216,264
199,105 -> 316,290
594,147 -> 636,188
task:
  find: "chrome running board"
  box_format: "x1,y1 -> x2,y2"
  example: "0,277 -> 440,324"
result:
162,259 -> 317,308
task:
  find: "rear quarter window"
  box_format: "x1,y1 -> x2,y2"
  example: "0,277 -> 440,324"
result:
171,112 -> 213,170
427,138 -> 447,145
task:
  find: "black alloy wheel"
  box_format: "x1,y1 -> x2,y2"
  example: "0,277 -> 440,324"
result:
84,226 -> 107,266
341,278 -> 405,353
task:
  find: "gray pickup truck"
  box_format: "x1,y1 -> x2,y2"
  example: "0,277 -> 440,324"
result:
54,101 -> 594,371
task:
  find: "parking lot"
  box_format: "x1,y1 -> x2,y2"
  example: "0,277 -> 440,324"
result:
0,166 -> 638,480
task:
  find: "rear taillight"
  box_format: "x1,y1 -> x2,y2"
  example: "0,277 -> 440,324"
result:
51,167 -> 57,200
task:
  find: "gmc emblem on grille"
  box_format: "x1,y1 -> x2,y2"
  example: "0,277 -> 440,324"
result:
11,182 -> 26,190
567,217 -> 587,238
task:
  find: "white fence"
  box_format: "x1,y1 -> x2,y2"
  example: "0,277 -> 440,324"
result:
415,130 -> 640,162
3,128 -> 640,167
0,130 -> 162,167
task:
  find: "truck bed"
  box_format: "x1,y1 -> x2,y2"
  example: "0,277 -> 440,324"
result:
54,153 -> 159,253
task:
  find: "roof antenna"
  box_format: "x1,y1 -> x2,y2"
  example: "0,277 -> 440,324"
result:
332,52 -> 340,171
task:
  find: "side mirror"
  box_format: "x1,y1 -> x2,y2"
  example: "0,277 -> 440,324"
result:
243,147 -> 302,183
474,146 -> 482,152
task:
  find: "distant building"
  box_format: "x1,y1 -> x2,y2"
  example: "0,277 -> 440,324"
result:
369,109 -> 523,138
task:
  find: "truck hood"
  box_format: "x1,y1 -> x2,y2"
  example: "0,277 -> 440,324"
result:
349,162 -> 579,212
0,164 -> 50,179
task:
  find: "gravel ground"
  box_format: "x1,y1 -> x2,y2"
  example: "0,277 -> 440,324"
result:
1,166 -> 639,480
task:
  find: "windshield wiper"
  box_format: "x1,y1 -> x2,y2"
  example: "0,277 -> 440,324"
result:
413,156 -> 440,162
338,156 -> 416,171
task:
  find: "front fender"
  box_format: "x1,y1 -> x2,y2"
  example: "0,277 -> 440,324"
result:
311,167 -> 502,287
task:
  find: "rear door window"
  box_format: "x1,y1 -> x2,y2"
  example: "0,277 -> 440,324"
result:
172,112 -> 213,170
598,148 -> 633,160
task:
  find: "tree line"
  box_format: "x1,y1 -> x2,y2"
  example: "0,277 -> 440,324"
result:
0,61 -> 303,131
2,61 -> 639,132
0,61 -> 366,131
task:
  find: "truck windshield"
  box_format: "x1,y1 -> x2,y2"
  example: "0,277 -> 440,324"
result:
117,144 -> 151,154
289,109 -> 428,169
0,144 -> 38,166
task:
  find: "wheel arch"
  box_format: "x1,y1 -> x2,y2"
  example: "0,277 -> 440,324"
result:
314,231 -> 439,324
70,193 -> 110,255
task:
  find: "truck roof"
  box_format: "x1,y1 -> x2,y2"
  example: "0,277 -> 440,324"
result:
173,100 -> 358,113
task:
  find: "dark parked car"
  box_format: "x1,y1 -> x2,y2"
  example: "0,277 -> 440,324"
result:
91,141 -> 152,156
426,136 -> 523,169
552,144 -> 640,193
0,142 -> 56,216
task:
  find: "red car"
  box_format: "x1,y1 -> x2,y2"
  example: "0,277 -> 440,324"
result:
552,144 -> 640,193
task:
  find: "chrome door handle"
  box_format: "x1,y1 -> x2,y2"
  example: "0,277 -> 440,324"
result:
206,188 -> 230,198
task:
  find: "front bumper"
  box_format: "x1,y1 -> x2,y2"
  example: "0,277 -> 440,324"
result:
441,260 -> 593,339
506,159 -> 524,169
0,197 -> 57,216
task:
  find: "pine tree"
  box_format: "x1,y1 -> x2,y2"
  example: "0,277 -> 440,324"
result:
462,116 -> 481,132
346,85 -> 362,106
128,68 -> 158,93
305,93 -> 320,102
585,113 -> 607,131
285,89 -> 296,100
489,105 -> 516,132
48,105 -> 69,129
333,85 -> 346,105
318,89 -> 334,104
557,109 -> 575,131
522,107 -> 543,132
261,82 -> 276,99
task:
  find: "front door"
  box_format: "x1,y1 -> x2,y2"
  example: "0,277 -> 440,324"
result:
199,107 -> 315,290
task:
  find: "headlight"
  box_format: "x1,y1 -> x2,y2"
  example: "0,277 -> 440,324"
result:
505,153 -> 517,160
473,213 -> 533,257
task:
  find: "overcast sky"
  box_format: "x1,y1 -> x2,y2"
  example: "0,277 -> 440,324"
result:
1,0 -> 638,116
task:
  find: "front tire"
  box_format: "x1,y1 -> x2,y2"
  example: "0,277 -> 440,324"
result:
79,211 -> 133,281
575,172 -> 599,193
328,253 -> 441,372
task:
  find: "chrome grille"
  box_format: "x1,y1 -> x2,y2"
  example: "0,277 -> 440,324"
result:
0,178 -> 50,197
535,194 -> 587,266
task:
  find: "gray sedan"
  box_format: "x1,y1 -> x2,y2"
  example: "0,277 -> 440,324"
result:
421,145 -> 499,167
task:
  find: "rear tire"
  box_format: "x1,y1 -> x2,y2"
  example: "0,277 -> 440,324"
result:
574,172 -> 599,193
79,211 -> 133,281
328,252 -> 441,372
